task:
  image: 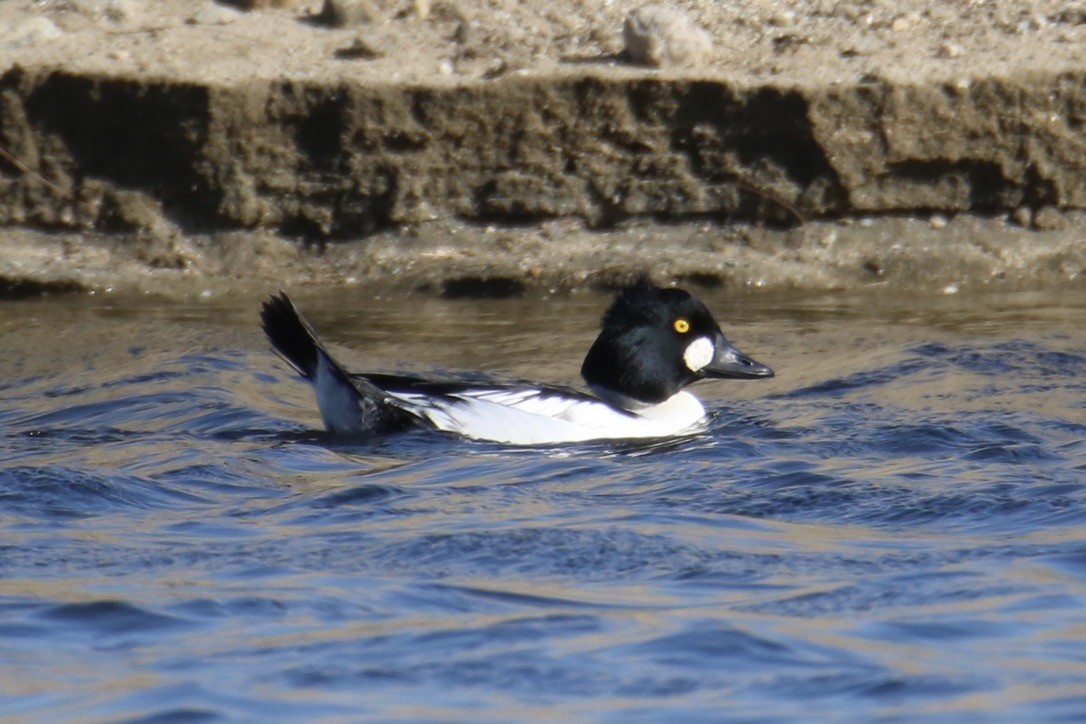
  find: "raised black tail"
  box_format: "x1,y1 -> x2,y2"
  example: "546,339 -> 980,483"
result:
260,292 -> 412,435
260,292 -> 324,379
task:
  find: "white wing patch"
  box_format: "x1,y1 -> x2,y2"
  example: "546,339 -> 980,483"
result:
388,387 -> 708,445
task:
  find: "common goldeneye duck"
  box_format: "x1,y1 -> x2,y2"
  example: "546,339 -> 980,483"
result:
261,280 -> 773,445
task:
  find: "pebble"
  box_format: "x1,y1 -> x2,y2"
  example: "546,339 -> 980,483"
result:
623,5 -> 713,68
768,10 -> 795,27
454,18 -> 475,45
320,0 -> 387,27
1031,205 -> 1066,230
335,30 -> 390,59
841,37 -> 880,57
104,0 -> 138,23
928,213 -> 948,229
189,1 -> 242,25
230,0 -> 310,8
1011,206 -> 1033,227
892,11 -> 923,32
937,42 -> 963,59
481,58 -> 510,80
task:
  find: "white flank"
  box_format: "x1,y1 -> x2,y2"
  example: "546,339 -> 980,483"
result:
389,388 -> 708,445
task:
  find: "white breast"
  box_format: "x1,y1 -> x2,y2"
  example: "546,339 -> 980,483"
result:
388,388 -> 708,445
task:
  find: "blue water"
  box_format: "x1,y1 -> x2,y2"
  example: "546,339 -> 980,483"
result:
1,288 -> 1084,721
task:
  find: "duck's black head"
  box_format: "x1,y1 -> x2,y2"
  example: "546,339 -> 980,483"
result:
580,280 -> 773,407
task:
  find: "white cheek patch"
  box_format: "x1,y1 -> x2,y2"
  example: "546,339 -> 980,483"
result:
683,336 -> 714,372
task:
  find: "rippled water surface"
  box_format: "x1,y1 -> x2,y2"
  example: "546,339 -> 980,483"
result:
1,286 -> 1084,721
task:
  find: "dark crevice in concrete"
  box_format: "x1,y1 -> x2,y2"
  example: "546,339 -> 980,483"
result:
18,70 -> 217,233
294,92 -> 348,170
0,276 -> 84,299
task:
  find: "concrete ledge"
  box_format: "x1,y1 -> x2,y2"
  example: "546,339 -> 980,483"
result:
3,67 -> 1086,236
1,1 -> 1085,294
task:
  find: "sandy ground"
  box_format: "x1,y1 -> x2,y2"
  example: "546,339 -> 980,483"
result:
1,0 -> 1085,296
3,213 -> 1082,300
5,0 -> 1086,86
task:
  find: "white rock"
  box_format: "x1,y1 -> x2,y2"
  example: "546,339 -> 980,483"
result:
8,17 -> 64,46
623,5 -> 712,68
190,1 -> 242,25
937,42 -> 963,59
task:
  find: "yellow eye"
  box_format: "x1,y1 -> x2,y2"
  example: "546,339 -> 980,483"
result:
673,318 -> 690,334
